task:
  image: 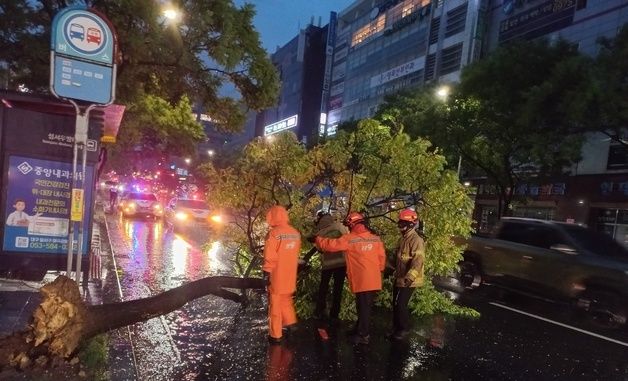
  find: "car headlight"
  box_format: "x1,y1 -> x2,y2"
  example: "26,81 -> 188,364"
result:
175,211 -> 188,221
210,215 -> 222,223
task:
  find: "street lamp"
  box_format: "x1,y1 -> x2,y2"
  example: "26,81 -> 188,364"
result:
184,158 -> 191,165
163,8 -> 180,22
207,149 -> 214,157
435,85 -> 462,178
436,85 -> 450,101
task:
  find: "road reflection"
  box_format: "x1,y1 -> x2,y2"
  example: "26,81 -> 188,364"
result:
171,235 -> 191,278
266,345 -> 294,381
206,241 -> 221,271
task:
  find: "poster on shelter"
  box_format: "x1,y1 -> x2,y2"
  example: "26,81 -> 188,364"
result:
3,155 -> 93,254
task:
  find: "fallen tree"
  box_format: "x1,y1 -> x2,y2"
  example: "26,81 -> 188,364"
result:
0,275 -> 265,370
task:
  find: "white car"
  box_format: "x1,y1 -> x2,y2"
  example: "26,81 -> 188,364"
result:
165,198 -> 220,230
118,192 -> 163,219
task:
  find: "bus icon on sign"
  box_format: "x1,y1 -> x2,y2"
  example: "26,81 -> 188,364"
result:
86,28 -> 101,44
69,23 -> 85,40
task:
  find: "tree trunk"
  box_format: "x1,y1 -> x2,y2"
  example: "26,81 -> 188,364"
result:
0,275 -> 265,370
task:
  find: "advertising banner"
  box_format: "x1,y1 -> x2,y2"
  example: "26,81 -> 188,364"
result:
3,155 -> 93,254
70,189 -> 84,222
498,0 -> 576,43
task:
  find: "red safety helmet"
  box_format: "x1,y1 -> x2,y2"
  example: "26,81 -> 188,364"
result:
344,212 -> 365,227
398,209 -> 418,223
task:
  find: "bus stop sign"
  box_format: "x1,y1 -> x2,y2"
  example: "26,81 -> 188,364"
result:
50,6 -> 117,105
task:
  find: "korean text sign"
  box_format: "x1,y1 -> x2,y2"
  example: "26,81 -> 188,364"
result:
3,156 -> 93,254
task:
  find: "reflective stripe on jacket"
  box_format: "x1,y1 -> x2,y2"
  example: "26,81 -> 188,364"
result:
262,206 -> 302,294
394,229 -> 425,287
315,224 -> 385,293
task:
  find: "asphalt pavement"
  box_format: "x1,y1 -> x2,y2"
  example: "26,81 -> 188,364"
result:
103,214 -> 628,381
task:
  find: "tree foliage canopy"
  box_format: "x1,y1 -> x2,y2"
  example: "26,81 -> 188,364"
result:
377,39 -> 592,216
0,0 -> 279,153
201,122 -> 476,318
591,25 -> 628,146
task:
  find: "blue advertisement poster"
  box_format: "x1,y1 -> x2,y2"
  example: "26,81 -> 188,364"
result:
3,155 -> 94,255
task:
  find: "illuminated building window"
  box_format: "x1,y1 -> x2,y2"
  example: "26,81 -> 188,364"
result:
351,15 -> 385,46
388,0 -> 430,25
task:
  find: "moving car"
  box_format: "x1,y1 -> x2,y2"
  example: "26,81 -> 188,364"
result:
165,198 -> 221,231
459,218 -> 628,328
118,192 -> 163,219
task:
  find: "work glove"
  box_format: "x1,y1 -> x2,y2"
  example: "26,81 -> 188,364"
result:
403,277 -> 413,287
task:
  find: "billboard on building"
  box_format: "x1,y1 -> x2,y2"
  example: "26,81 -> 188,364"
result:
498,0 -> 576,43
264,115 -> 299,136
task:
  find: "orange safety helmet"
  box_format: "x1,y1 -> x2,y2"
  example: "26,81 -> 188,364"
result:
398,209 -> 418,223
343,211 -> 365,227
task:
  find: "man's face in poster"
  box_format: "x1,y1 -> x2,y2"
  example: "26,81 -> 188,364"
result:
14,201 -> 25,212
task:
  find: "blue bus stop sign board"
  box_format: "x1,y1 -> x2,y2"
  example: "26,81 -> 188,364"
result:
50,6 -> 117,104
51,7 -> 115,65
52,56 -> 114,104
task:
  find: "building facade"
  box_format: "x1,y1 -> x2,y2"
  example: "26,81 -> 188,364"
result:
255,24 -> 329,145
325,0 -> 488,135
472,0 -> 628,246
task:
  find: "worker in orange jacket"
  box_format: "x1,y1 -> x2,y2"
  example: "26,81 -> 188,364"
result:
262,205 -> 301,344
313,212 -> 385,345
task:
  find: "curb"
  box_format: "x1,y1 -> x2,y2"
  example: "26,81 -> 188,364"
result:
99,206 -> 140,381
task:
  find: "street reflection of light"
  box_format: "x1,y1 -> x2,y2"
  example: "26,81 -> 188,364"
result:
125,219 -> 135,239
172,235 -> 190,277
153,221 -> 162,237
207,241 -> 221,267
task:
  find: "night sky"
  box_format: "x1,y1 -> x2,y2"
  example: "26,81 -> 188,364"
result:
234,0 -> 356,53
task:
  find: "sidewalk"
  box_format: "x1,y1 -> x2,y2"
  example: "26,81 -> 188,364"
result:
0,202 -> 137,380
0,278 -> 42,338
0,271 -> 104,338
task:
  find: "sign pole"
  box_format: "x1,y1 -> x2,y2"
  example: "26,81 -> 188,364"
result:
66,102 -> 94,285
51,6 -> 118,287
66,121 -> 79,274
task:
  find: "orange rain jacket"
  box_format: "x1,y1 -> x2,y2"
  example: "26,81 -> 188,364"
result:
315,224 -> 385,293
262,206 -> 301,295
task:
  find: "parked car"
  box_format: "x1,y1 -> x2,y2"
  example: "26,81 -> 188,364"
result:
459,217 -> 628,328
118,192 -> 163,219
165,198 -> 220,231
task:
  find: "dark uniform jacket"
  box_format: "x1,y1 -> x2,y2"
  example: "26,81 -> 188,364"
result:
393,229 -> 425,288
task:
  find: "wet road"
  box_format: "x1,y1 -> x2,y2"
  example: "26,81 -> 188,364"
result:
105,215 -> 628,380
